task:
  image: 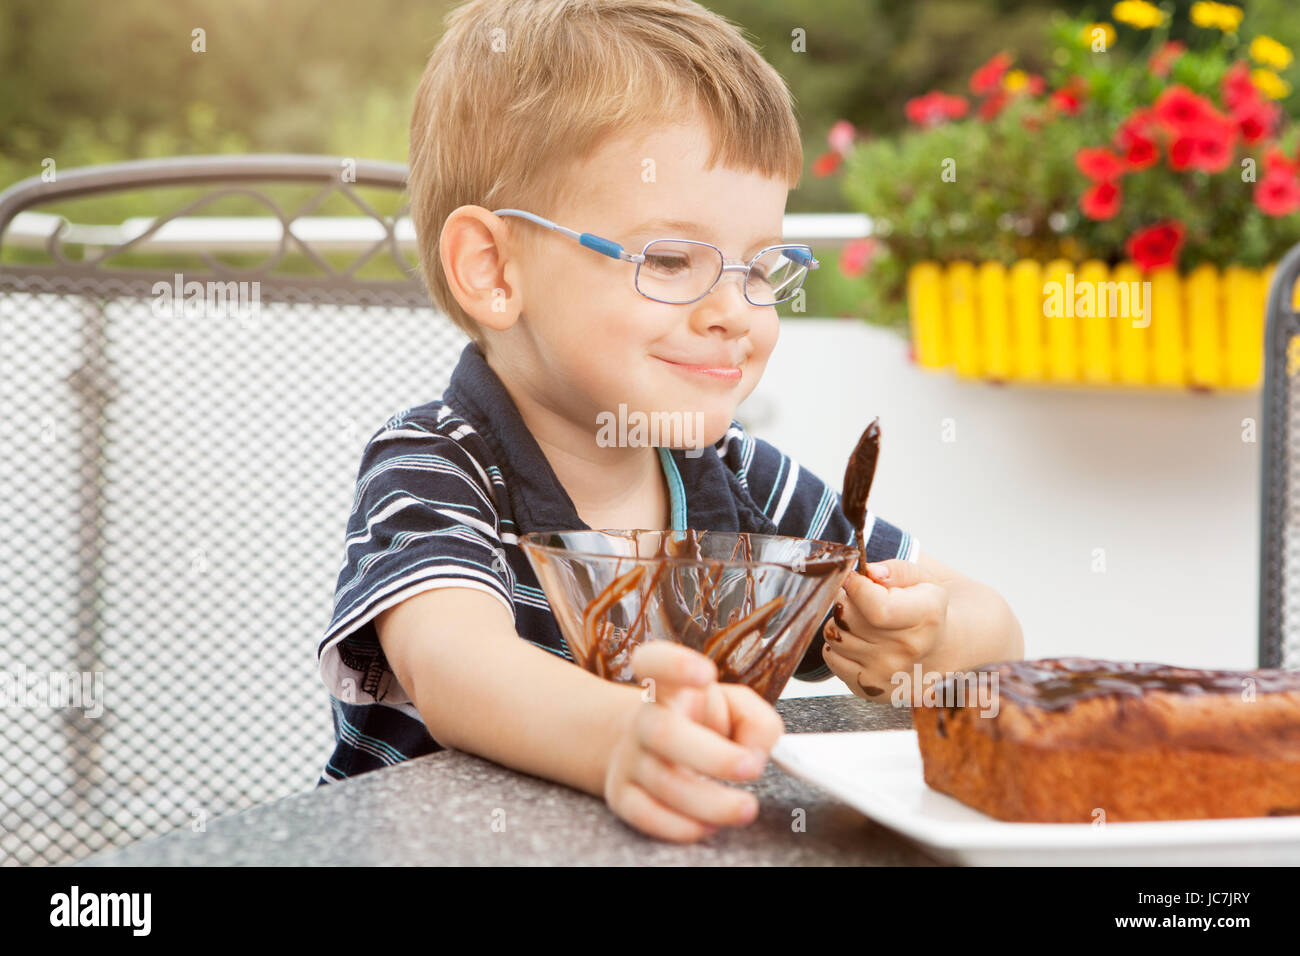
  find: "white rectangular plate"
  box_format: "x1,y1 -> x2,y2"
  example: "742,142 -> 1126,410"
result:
771,730 -> 1300,866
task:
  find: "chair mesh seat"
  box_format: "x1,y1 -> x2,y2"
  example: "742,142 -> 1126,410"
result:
0,158 -> 465,865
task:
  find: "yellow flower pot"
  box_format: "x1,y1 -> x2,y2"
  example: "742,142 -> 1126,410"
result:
905,259 -> 1297,389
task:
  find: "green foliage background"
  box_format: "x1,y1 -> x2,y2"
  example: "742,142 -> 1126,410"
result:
0,0 -> 1072,194
1,0 -> 1297,319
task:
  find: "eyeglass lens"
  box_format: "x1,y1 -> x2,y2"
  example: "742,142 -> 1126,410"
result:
635,240 -> 810,305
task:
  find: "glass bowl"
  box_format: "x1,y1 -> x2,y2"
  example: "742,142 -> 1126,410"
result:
520,529 -> 858,703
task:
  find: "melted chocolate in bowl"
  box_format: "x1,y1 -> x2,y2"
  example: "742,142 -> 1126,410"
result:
521,530 -> 858,703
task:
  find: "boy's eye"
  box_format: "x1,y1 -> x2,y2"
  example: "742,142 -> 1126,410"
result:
644,253 -> 691,275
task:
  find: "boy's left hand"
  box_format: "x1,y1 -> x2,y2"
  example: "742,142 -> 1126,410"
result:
821,559 -> 950,699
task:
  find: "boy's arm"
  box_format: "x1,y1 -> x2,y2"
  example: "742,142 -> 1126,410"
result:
376,586 -> 643,798
375,586 -> 782,847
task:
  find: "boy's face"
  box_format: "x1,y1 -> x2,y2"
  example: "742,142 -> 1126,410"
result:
503,118 -> 788,450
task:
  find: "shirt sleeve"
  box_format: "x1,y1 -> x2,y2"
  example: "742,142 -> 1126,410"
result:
716,421 -> 921,682
316,414 -> 514,707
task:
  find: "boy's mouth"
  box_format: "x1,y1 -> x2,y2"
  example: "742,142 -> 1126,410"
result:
653,355 -> 744,383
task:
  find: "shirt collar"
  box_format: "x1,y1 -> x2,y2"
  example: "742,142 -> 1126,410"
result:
665,444 -> 778,536
442,341 -> 778,536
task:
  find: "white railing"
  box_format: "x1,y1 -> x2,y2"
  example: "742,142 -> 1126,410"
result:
4,211 -> 872,254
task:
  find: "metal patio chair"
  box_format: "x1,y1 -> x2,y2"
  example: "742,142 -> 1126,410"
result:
0,156 -> 467,865
1259,241 -> 1300,671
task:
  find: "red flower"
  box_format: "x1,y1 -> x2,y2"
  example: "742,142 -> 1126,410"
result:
904,91 -> 969,127
1191,136 -> 1234,173
1123,136 -> 1159,170
1191,138 -> 1233,173
1076,147 -> 1126,181
812,151 -> 843,177
1025,73 -> 1047,96
1153,86 -> 1217,134
1222,61 -> 1258,115
1265,145 -> 1300,178
1152,89 -> 1237,174
1080,181 -> 1122,220
1049,75 -> 1087,115
978,90 -> 1009,120
903,97 -> 929,126
1168,135 -> 1196,171
1234,98 -> 1281,144
1114,109 -> 1159,169
1115,107 -> 1155,140
1218,61 -> 1279,144
1255,173 -> 1300,217
1148,41 -> 1186,78
970,52 -> 1012,96
1167,129 -> 1236,174
1125,221 -> 1186,271
839,238 -> 879,278
1190,115 -> 1238,173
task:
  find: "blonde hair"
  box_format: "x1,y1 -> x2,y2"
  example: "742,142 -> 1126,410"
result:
408,0 -> 805,342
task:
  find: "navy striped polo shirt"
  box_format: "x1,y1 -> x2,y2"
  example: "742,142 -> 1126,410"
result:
315,342 -> 919,784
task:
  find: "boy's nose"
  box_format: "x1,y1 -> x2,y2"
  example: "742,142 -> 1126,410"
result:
691,266 -> 753,337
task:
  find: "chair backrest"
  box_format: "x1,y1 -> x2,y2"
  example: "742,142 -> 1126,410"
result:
0,156 -> 466,865
1259,242 -> 1300,671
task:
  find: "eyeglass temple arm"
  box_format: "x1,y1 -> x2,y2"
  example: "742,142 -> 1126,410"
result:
492,208 -> 641,262
492,208 -> 818,268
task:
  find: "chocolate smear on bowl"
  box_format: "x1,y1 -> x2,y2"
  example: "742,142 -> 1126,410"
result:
574,531 -> 851,702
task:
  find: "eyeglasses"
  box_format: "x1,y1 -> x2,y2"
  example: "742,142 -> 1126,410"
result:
491,208 -> 818,307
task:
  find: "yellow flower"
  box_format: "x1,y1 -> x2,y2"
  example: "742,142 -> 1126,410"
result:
1251,68 -> 1292,99
1250,36 -> 1293,70
1191,2 -> 1244,33
1080,22 -> 1117,50
1112,1 -> 1165,29
1003,69 -> 1029,92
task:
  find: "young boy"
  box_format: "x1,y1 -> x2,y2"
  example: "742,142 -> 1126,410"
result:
316,0 -> 1023,843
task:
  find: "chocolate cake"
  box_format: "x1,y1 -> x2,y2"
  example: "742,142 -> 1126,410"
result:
911,657 -> 1300,822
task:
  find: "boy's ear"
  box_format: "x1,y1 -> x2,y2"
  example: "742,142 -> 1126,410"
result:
438,205 -> 522,333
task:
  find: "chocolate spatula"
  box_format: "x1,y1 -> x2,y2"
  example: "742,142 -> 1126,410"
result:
840,417 -> 880,575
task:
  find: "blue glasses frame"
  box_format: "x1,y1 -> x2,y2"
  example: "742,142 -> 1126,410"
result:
491,208 -> 818,306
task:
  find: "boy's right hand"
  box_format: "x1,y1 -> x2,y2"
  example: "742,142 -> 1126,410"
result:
602,641 -> 785,843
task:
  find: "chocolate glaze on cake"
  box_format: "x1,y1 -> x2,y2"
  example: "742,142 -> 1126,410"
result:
941,657 -> 1300,713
